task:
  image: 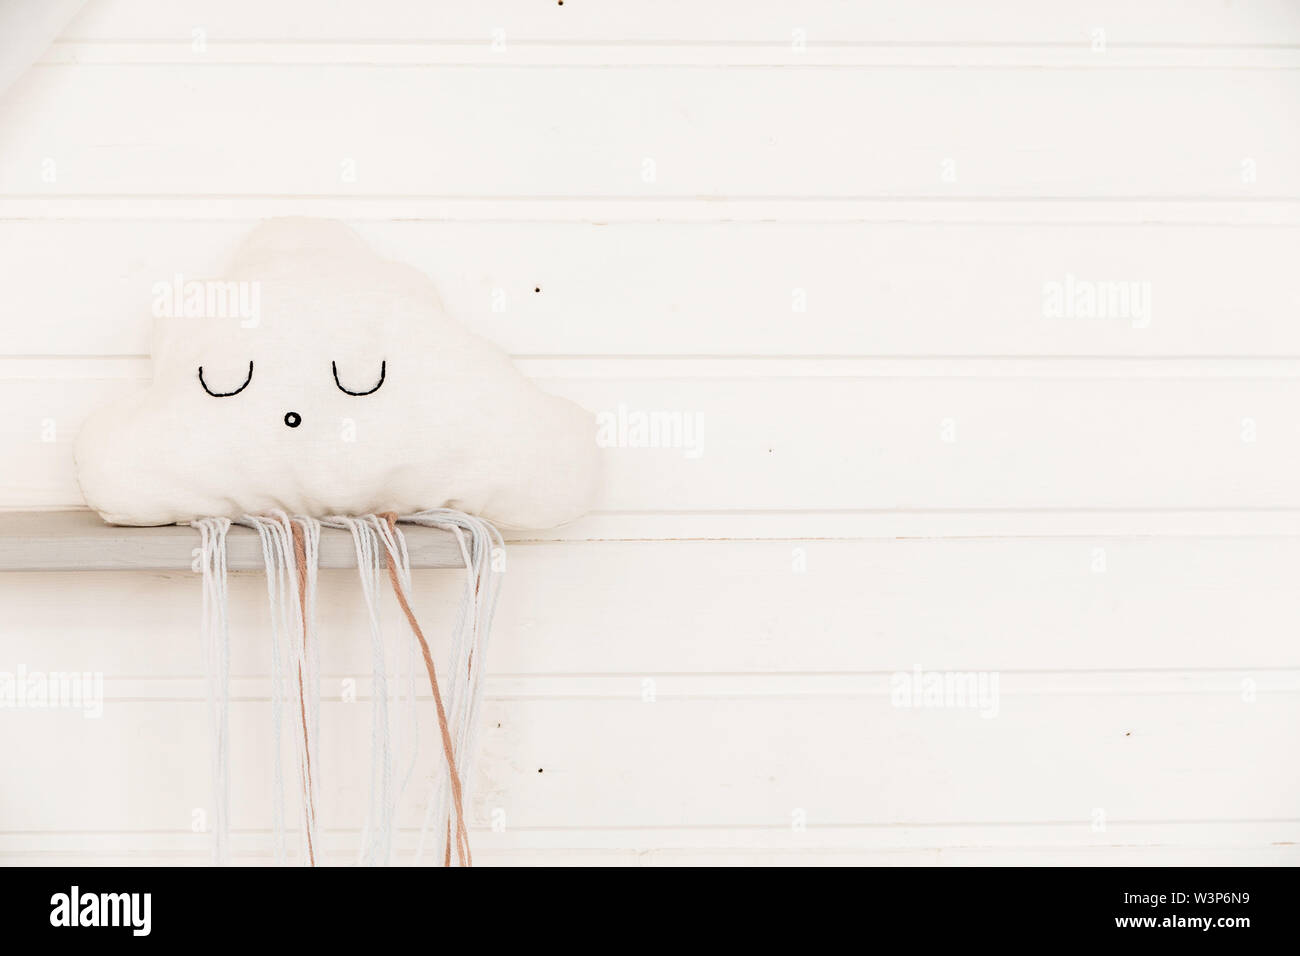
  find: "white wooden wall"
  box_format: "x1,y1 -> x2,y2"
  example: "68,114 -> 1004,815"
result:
2,0 -> 1299,865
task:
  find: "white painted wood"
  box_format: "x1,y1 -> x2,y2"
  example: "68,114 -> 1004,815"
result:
525,508 -> 1300,540
7,825 -> 1299,866
4,847 -> 1297,866
5,197 -> 1296,225
49,671 -> 1300,701
3,538 -> 1299,676
3,220 -> 1298,357
1,0 -> 1296,866
38,41 -> 1300,69
3,372 -> 1298,513
2,66 -> 1295,198
57,0 -> 1300,46
5,820 -> 1300,864
1,694 -> 1294,833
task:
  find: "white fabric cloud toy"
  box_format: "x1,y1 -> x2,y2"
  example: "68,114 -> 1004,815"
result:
75,218 -> 600,528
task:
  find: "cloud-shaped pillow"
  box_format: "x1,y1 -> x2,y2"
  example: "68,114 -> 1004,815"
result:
75,219 -> 600,528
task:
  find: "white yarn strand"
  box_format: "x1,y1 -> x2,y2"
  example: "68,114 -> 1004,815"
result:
294,514 -> 324,821
202,509 -> 500,868
266,510 -> 320,866
327,515 -> 394,867
403,509 -> 503,866
239,517 -> 287,864
294,514 -> 324,850
240,514 -> 320,865
367,514 -> 420,807
191,517 -> 232,866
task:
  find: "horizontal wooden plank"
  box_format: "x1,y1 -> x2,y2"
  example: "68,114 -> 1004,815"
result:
5,373 -> 1300,513
6,822 -> 1300,865
38,42 -> 1300,69
524,508 -> 1300,540
9,848 -> 1300,866
3,537 -> 1299,675
59,0 -> 1300,46
5,198 -> 1297,225
2,66 -> 1295,198
43,672 -> 1300,700
20,355 -> 1300,382
22,355 -> 1300,382
567,376 -> 1300,512
1,694 -> 1293,833
3,220 -> 1298,356
0,510 -> 463,570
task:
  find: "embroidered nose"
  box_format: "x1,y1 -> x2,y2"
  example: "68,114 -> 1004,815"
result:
284,412 -> 301,428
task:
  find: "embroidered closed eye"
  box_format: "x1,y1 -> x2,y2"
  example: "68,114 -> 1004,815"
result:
198,361 -> 254,397
332,359 -> 386,396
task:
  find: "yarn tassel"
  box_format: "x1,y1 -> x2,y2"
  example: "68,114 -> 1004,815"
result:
404,510 -> 503,867
239,513 -> 321,866
198,509 -> 500,868
327,515 -> 394,866
374,513 -> 477,866
286,514 -> 323,866
192,516 -> 232,865
368,514 -> 420,812
240,516 -> 289,864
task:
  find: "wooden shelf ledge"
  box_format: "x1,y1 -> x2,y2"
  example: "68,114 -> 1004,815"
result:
0,511 -> 464,572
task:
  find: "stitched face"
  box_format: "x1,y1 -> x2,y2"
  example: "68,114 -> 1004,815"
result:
75,219 -> 600,528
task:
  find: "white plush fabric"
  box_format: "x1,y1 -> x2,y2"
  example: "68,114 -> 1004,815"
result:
75,219 -> 600,528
